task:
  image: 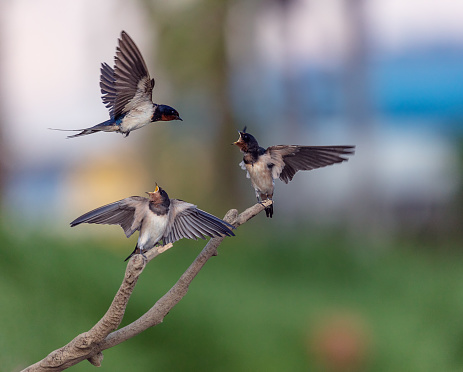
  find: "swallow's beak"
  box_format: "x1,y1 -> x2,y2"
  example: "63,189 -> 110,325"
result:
147,184 -> 160,195
177,116 -> 183,121
233,132 -> 243,146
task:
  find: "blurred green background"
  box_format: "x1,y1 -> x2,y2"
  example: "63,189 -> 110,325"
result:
1,0 -> 463,371
3,225 -> 463,371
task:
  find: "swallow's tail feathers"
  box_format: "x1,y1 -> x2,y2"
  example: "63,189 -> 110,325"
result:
259,194 -> 274,218
67,120 -> 119,138
66,129 -> 102,138
124,244 -> 140,262
48,127 -> 100,138
49,120 -> 118,138
265,204 -> 273,218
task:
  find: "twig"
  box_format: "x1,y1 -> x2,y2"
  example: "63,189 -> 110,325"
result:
21,201 -> 271,372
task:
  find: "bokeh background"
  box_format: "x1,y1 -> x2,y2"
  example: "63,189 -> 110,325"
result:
1,0 -> 463,371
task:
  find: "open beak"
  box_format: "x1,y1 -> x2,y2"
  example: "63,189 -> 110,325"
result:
233,132 -> 243,146
146,183 -> 160,195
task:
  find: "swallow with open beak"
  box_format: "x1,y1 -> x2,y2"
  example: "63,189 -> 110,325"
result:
70,184 -> 235,260
53,31 -> 181,138
233,128 -> 355,218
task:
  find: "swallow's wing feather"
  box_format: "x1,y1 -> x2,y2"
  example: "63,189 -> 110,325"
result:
100,63 -> 117,116
267,145 -> 355,183
163,200 -> 235,244
100,31 -> 154,119
70,196 -> 148,237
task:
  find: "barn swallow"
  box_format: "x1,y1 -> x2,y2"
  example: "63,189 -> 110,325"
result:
54,31 -> 181,138
70,184 -> 235,260
234,128 -> 355,218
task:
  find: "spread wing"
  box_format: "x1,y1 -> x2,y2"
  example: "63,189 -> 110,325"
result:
100,31 -> 155,119
163,200 -> 235,245
267,145 -> 355,183
70,196 -> 148,238
100,62 -> 117,116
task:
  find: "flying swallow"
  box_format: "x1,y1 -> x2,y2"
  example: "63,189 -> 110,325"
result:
55,31 -> 181,138
233,128 -> 355,218
70,184 -> 235,260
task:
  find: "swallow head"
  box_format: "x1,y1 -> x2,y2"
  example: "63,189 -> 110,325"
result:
147,183 -> 170,205
233,129 -> 258,152
152,105 -> 182,122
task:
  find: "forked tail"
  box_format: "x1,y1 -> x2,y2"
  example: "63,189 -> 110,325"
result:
48,120 -> 115,138
124,244 -> 140,262
265,203 -> 273,218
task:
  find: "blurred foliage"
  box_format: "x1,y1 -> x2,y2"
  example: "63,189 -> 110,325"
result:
452,133 -> 463,238
134,0 -> 245,215
3,222 -> 463,372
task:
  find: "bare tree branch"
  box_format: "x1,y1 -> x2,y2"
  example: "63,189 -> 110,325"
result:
21,201 -> 271,372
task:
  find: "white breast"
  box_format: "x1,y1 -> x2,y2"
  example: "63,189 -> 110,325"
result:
137,213 -> 169,250
246,161 -> 274,195
120,102 -> 154,132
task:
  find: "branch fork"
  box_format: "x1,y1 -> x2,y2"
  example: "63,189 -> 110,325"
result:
22,201 -> 271,372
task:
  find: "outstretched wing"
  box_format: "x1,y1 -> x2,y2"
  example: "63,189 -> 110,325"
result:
70,196 -> 148,238
163,200 -> 235,245
267,145 -> 355,183
100,31 -> 155,119
100,62 -> 117,116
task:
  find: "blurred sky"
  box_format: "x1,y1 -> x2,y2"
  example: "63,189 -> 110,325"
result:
0,0 -> 462,232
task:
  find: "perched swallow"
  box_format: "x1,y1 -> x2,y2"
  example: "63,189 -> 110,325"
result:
70,184 -> 235,260
55,31 -> 181,138
234,128 -> 355,218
